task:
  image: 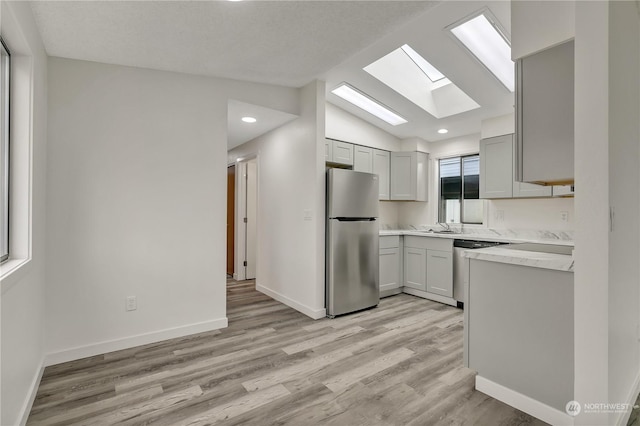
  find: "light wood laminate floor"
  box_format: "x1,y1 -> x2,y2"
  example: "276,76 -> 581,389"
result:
28,280 -> 547,425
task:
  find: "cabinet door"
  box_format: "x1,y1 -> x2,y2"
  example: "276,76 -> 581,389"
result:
513,182 -> 552,198
354,146 -> 373,173
332,141 -> 354,166
480,135 -> 513,199
391,152 -> 417,200
426,250 -> 453,297
403,247 -> 426,291
517,40 -> 574,184
325,139 -> 332,162
380,247 -> 401,292
373,149 -> 390,200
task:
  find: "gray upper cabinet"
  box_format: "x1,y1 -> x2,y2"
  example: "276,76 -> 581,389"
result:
481,134 -> 551,199
326,139 -> 354,166
513,181 -> 552,198
480,135 -> 513,199
353,146 -> 373,173
325,139 -> 333,162
390,152 -> 428,201
373,149 -> 390,200
516,40 -> 574,185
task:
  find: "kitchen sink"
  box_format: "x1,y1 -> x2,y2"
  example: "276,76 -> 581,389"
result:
505,243 -> 573,255
418,229 -> 456,234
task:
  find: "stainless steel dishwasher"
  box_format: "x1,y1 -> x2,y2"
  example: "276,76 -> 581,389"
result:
453,239 -> 507,307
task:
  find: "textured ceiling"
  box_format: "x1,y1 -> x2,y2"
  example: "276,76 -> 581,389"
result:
30,1 -> 514,144
30,1 -> 436,88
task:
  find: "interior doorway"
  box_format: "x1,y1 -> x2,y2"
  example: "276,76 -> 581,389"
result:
245,159 -> 257,280
232,156 -> 258,282
226,165 -> 236,277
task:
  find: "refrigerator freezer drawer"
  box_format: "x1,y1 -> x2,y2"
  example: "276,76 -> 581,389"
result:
327,219 -> 379,316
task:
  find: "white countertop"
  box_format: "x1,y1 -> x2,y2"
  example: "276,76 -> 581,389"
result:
379,229 -> 574,246
379,229 -> 574,272
463,245 -> 574,272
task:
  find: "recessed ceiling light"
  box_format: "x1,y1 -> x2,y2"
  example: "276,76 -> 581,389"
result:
449,10 -> 514,92
438,128 -> 449,134
331,83 -> 407,126
241,116 -> 257,123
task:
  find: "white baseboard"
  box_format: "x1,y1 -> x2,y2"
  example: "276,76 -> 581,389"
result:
256,284 -> 326,320
402,287 -> 457,307
476,376 -> 574,426
44,317 -> 228,366
615,369 -> 640,426
17,357 -> 45,426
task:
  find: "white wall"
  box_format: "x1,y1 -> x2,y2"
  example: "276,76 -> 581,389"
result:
325,102 -> 401,152
607,3 -> 640,424
228,81 -> 326,319
45,57 -> 300,363
0,2 -> 49,425
574,3 -> 610,425
511,0 -> 575,60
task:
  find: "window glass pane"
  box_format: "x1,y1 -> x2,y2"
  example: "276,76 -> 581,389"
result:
439,157 -> 461,223
1,39 -> 9,262
439,154 -> 483,225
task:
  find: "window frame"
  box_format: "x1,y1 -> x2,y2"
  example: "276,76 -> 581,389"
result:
437,153 -> 482,225
1,37 -> 10,264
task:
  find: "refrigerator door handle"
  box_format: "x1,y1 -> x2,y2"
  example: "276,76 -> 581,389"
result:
333,217 -> 377,221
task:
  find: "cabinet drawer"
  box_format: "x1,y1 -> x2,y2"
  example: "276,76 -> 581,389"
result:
404,235 -> 452,252
380,235 -> 400,249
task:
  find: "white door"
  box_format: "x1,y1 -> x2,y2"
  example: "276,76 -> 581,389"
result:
246,159 -> 257,279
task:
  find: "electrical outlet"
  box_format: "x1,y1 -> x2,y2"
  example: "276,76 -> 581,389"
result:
303,209 -> 312,221
126,296 -> 137,312
560,211 -> 569,222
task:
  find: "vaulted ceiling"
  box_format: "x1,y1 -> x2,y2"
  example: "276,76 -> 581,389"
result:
30,1 -> 514,146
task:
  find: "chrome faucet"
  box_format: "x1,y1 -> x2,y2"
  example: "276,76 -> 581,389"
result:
437,222 -> 450,232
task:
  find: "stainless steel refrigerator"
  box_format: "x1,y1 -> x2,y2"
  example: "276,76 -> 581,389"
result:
326,168 -> 379,317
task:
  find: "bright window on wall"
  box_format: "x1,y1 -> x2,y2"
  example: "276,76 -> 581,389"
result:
438,155 -> 483,224
1,38 -> 10,263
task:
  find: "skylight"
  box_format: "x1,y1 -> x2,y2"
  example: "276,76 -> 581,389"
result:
331,83 -> 407,126
364,45 -> 479,119
400,44 -> 445,82
449,11 -> 514,92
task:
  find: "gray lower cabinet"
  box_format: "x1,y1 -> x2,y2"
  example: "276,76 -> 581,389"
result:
426,250 -> 453,297
379,236 -> 402,297
402,236 -> 453,301
403,247 -> 427,291
466,259 -> 573,412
